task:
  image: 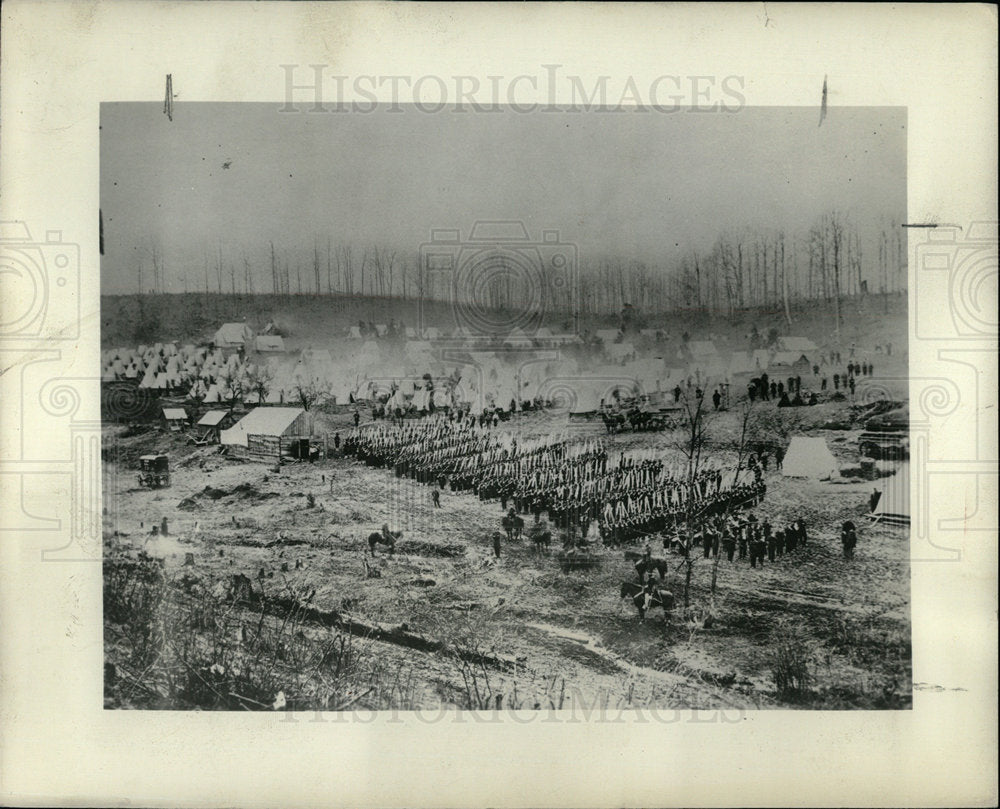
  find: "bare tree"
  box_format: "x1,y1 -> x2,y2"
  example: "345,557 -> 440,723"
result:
218,367 -> 247,411
672,388 -> 713,608
294,378 -> 332,411
244,363 -> 275,405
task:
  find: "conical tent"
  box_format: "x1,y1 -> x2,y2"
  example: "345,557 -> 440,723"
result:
387,389 -> 407,410
781,436 -> 840,480
871,463 -> 910,526
411,389 -> 431,411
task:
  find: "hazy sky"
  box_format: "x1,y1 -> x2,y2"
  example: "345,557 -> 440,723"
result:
100,103 -> 905,294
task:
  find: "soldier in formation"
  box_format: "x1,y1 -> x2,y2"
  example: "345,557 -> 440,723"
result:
342,413 -> 769,548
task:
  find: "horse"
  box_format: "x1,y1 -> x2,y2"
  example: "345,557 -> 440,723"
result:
368,529 -> 401,556
633,557 -> 669,582
620,581 -> 675,622
502,513 -> 525,542
530,528 -> 552,552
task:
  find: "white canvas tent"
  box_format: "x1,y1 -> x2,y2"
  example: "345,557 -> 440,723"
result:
411,388 -> 431,412
387,389 -> 407,410
870,463 -> 910,526
214,323 -> 253,350
782,436 -> 840,480
220,407 -> 309,448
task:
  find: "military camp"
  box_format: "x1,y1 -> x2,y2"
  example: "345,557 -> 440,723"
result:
99,102 -> 911,714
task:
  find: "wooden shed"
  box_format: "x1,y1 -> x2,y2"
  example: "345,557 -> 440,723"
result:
162,407 -> 189,432
220,407 -> 315,462
194,409 -> 234,444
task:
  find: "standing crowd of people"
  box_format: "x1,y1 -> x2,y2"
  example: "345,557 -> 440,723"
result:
342,413 -> 768,549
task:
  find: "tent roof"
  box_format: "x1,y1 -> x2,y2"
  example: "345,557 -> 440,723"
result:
197,410 -> 230,427
162,408 -> 188,420
228,407 -> 305,438
215,323 -> 252,345
595,329 -> 621,343
781,436 -> 839,479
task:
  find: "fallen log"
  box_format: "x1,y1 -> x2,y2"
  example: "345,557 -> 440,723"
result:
238,589 -> 525,671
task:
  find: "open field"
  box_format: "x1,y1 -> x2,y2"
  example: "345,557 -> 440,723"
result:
103,393 -> 911,712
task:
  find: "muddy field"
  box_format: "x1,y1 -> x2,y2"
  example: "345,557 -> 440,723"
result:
103,397 -> 911,712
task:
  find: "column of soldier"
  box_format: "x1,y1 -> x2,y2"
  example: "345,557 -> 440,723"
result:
343,413 -> 768,546
678,512 -> 811,569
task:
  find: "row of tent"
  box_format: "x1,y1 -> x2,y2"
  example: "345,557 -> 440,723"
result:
104,340 -> 737,408
102,329 -> 845,411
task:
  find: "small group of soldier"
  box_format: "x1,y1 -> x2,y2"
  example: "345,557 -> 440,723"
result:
662,512 -> 809,569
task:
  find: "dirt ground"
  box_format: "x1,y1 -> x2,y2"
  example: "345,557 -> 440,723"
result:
103,392 -> 911,711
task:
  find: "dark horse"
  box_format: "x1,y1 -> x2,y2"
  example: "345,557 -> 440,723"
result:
368,528 -> 402,556
502,513 -> 525,541
633,558 -> 669,582
620,581 -> 675,622
530,527 -> 552,552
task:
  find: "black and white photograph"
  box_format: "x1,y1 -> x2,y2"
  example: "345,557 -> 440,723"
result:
99,101 -> 911,712
2,3 -> 996,807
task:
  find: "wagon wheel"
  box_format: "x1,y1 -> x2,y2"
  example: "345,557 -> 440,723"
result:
137,474 -> 145,487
